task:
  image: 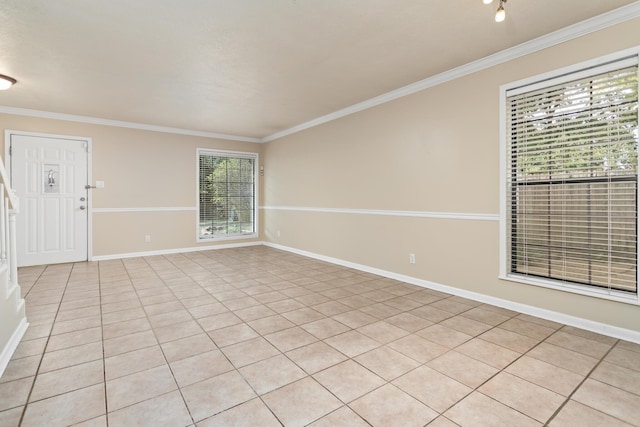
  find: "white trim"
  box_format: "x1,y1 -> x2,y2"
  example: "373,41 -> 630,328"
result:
0,317 -> 28,377
0,4 -> 638,144
261,3 -> 640,142
5,129 -> 93,264
92,207 -> 196,213
4,129 -> 92,176
86,137 -> 93,262
500,274 -> 640,306
198,233 -> 259,243
499,48 -> 640,305
499,82 -> 508,286
261,205 -> 499,221
506,48 -> 640,97
264,242 -> 640,344
0,106 -> 261,143
197,148 -> 259,159
196,148 -> 260,243
90,240 -> 262,261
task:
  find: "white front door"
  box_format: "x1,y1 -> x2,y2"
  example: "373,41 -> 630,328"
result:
9,132 -> 89,267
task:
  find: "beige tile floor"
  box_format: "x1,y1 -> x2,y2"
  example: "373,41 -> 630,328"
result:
1,246 -> 639,426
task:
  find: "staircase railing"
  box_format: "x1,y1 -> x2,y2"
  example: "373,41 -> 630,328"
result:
0,159 -> 18,290
0,154 -> 25,378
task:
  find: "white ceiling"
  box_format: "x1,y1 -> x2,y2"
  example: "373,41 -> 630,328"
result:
0,0 -> 638,140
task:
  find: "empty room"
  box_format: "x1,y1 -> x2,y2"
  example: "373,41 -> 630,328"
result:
0,1 -> 639,426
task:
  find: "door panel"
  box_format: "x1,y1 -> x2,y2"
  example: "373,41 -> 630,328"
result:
10,133 -> 88,267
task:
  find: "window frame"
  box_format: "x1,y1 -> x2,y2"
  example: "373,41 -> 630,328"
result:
499,47 -> 640,305
196,148 -> 259,242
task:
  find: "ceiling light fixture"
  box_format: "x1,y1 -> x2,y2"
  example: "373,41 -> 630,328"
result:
483,0 -> 507,22
495,0 -> 506,22
0,74 -> 17,90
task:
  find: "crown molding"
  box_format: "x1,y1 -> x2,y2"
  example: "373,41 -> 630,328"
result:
261,2 -> 640,142
0,106 -> 261,143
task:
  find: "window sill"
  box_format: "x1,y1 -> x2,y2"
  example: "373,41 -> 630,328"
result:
499,273 -> 639,306
197,233 -> 258,243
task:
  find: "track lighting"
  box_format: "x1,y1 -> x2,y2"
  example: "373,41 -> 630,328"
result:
483,0 -> 507,22
495,1 -> 506,22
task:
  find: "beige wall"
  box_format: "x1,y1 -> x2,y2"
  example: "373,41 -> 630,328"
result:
0,114 -> 264,257
262,18 -> 640,333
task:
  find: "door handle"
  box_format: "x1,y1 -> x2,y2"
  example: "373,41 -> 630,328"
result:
79,206 -> 86,210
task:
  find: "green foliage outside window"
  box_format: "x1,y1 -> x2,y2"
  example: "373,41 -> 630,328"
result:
199,154 -> 255,238
508,66 -> 638,293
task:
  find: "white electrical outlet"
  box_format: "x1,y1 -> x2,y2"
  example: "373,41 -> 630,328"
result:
409,253 -> 416,264
277,230 -> 281,238
145,235 -> 151,243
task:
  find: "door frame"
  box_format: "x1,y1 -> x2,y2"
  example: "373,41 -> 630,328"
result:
4,129 -> 93,264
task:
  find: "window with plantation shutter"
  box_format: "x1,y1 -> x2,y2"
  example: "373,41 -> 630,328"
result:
197,149 -> 257,240
502,51 -> 639,300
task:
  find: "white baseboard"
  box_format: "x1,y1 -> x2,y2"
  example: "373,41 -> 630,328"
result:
0,317 -> 28,378
91,241 -> 263,261
264,242 -> 640,344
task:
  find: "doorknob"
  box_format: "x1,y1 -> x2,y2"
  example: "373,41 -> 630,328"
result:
79,206 -> 86,210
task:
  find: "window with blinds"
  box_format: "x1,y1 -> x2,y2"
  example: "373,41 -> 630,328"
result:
198,149 -> 257,240
505,55 -> 639,297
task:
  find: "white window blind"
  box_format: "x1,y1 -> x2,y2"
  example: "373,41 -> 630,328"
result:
506,59 -> 639,295
198,150 -> 257,239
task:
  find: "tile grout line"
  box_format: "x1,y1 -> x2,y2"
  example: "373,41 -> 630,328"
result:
437,312 -> 526,416
98,260 -> 109,427
11,247 -> 637,426
196,285 -> 508,423
162,252 -> 289,427
110,255 -> 197,425
134,254 -> 432,421
461,325 -> 556,425
160,252 -> 356,425
20,266 -> 47,300
147,253 -> 266,425
338,308 -> 469,424
543,339 -> 620,426
159,253 -> 237,426
17,264 -> 73,427
232,296 -> 497,424
99,258 -> 148,419
442,320 -> 627,426
19,255 -> 392,426
410,307 -> 557,423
